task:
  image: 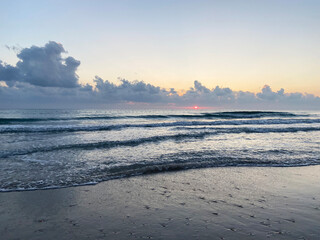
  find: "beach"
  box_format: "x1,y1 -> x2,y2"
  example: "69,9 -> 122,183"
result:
1,166 -> 319,240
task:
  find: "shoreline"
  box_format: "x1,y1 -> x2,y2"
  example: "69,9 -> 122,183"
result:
2,164 -> 319,193
1,166 -> 320,239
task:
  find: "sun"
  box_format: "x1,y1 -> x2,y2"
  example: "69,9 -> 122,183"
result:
193,106 -> 199,109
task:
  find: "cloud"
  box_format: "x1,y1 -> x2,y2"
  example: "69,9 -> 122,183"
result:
257,85 -> 284,100
1,77 -> 319,109
256,84 -> 320,106
180,81 -> 236,105
0,41 -> 80,88
0,41 -> 319,109
0,61 -> 21,87
93,77 -> 174,103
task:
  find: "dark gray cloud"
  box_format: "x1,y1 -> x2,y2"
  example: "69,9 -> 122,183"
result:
0,61 -> 21,87
0,41 -> 319,109
0,41 -> 80,88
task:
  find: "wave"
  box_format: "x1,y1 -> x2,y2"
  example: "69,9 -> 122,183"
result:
1,118 -> 319,133
94,155 -> 320,180
1,126 -> 319,158
0,132 -> 212,158
1,152 -> 319,192
0,111 -> 307,124
130,111 -> 303,119
0,116 -> 119,124
175,126 -> 320,134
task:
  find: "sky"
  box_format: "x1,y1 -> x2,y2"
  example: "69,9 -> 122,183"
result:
0,0 -> 320,109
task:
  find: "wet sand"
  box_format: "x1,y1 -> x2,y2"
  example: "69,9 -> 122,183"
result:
1,166 -> 320,239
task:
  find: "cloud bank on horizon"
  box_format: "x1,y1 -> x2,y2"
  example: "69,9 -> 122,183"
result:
0,41 -> 319,109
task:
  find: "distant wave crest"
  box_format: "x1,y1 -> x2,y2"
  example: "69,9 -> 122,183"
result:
1,118 -> 319,133
0,111 -> 307,124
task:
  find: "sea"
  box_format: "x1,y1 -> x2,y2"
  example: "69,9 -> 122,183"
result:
0,109 -> 319,192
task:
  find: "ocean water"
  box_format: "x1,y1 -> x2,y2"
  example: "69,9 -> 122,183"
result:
0,109 -> 319,192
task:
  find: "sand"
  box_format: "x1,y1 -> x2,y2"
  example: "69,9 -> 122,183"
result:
1,166 -> 320,240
